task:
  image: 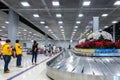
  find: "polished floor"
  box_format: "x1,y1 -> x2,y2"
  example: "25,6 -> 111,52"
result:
0,53 -> 51,80
50,50 -> 120,76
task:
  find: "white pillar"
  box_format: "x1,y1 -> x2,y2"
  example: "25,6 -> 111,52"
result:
8,9 -> 19,46
93,17 -> 99,32
45,34 -> 48,46
113,24 -> 115,42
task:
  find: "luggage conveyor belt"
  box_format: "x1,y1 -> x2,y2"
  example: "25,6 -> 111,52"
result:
46,49 -> 120,80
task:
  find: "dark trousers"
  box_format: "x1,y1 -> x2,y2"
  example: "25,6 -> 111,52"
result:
3,55 -> 11,71
32,52 -> 37,63
16,54 -> 22,66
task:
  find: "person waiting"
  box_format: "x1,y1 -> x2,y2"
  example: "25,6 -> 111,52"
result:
32,40 -> 38,65
2,39 -> 12,73
15,40 -> 23,68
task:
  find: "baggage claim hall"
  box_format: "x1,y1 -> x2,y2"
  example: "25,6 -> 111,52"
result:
0,0 -> 120,80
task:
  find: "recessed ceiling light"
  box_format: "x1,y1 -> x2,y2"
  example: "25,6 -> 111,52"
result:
104,26 -> 109,28
102,14 -> 108,17
0,30 -> 2,31
72,33 -> 75,36
83,1 -> 91,6
61,32 -> 64,34
58,21 -> 63,24
75,26 -> 78,28
29,32 -> 32,33
21,1 -> 30,7
33,34 -> 36,35
52,1 -> 60,7
76,21 -> 81,24
1,26 -> 6,28
114,1 -> 120,6
112,21 -> 118,24
23,29 -> 27,31
18,32 -> 21,33
52,34 -> 55,35
61,29 -> 64,31
74,29 -> 77,31
73,32 -> 76,34
78,14 -> 84,17
5,21 -> 9,24
60,26 -> 63,28
48,29 -> 52,32
28,35 -> 30,36
33,14 -> 39,17
45,26 -> 49,28
24,34 -> 27,35
40,21 -> 45,24
56,14 -> 62,18
51,32 -> 54,33
89,21 -> 93,24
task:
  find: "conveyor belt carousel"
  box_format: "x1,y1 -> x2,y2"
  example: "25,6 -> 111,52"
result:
46,50 -> 120,80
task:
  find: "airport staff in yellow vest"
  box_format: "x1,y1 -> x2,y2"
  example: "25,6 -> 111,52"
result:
15,40 -> 23,68
2,39 -> 12,73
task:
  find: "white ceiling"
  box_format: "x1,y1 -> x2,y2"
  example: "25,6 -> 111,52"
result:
0,0 -> 120,40
0,10 -> 45,40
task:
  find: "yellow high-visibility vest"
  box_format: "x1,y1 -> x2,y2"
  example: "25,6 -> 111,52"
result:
2,43 -> 12,56
15,43 -> 22,55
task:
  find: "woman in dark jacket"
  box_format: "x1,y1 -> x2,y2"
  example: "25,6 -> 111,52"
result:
32,40 -> 38,65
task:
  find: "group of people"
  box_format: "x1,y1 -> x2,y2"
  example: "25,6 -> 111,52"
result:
0,39 -> 61,74
0,39 -> 22,73
43,44 -> 62,56
0,39 -> 39,74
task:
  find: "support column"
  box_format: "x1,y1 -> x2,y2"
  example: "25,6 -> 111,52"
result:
8,9 -> 19,46
113,24 -> 116,42
45,34 -> 48,46
93,17 -> 99,32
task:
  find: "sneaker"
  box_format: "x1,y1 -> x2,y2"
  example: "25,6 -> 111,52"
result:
35,63 -> 38,65
4,70 -> 10,74
32,63 -> 34,65
17,66 -> 23,68
7,69 -> 10,72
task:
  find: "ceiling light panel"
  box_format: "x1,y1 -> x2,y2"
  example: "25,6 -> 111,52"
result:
45,26 -> 49,28
5,21 -> 9,24
56,14 -> 62,18
23,29 -> 27,31
21,1 -> 30,7
83,1 -> 91,6
61,29 -> 64,31
102,14 -> 108,17
76,21 -> 81,24
52,1 -> 60,7
74,26 -> 78,28
48,29 -> 52,32
114,1 -> 120,6
33,14 -> 39,17
112,21 -> 118,24
104,26 -> 109,28
1,26 -> 6,28
61,32 -> 64,34
58,21 -> 63,24
74,29 -> 77,31
78,14 -> 84,17
60,26 -> 63,28
51,32 -> 54,33
29,32 -> 32,33
73,32 -> 76,34
40,21 -> 45,24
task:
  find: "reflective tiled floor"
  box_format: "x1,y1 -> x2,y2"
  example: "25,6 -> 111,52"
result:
0,53 -> 51,80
